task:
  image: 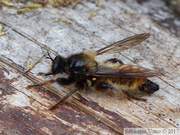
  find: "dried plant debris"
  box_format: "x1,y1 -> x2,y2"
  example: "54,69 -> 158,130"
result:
87,11 -> 97,20
55,17 -> 75,25
32,0 -> 82,7
0,0 -> 13,7
24,54 -> 45,73
95,1 -> 103,7
18,4 -> 42,13
0,25 -> 5,36
0,0 -> 82,9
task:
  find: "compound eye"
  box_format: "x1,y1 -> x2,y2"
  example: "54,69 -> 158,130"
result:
52,56 -> 66,74
52,65 -> 58,74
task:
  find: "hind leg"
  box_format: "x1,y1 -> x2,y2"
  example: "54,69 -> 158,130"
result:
94,82 -> 146,101
120,90 -> 146,102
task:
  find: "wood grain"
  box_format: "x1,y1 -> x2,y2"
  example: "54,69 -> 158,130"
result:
0,0 -> 179,134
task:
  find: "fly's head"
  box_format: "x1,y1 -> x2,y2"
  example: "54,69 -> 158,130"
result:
46,53 -> 66,75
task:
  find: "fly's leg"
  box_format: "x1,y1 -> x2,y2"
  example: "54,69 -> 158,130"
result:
27,78 -> 74,89
27,78 -> 83,110
37,52 -> 58,76
49,81 -> 85,110
37,72 -> 54,76
49,87 -> 81,110
120,90 -> 147,102
94,82 -> 146,102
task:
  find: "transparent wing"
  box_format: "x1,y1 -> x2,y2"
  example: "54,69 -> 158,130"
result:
87,64 -> 158,78
96,33 -> 150,55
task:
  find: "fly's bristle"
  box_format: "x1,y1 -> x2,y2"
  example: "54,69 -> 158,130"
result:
83,50 -> 97,58
115,78 -> 146,90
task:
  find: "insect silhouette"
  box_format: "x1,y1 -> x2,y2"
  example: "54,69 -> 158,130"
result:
27,33 -> 159,110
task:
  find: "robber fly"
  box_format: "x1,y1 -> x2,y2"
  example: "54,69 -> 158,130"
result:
27,33 -> 159,110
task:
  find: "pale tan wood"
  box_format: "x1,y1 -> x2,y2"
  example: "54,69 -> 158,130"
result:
0,0 -> 179,134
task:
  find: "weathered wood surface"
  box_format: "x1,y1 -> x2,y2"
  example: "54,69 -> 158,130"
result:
0,0 -> 180,134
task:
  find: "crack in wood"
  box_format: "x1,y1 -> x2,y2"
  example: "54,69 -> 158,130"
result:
0,52 -> 178,134
0,18 -> 58,56
1,18 -> 177,91
0,55 -> 123,134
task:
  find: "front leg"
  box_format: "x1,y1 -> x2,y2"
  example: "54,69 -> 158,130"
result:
27,77 -> 78,110
27,77 -> 74,89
